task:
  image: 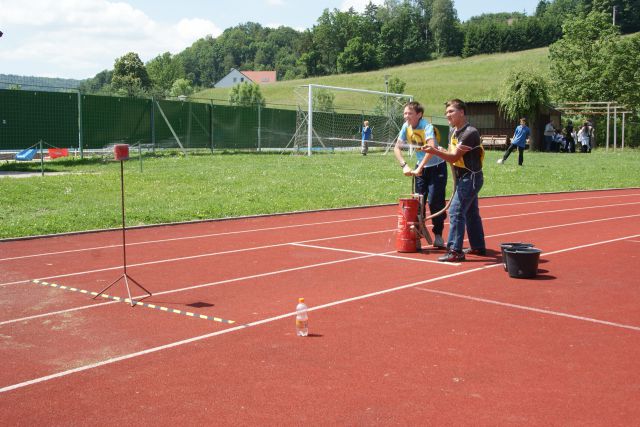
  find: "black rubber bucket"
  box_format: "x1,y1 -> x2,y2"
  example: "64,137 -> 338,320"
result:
500,242 -> 535,271
504,247 -> 542,279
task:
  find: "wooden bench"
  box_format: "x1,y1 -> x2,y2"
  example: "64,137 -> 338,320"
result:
481,135 -> 509,150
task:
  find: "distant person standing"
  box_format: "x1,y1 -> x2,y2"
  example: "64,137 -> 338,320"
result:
361,120 -> 372,155
587,120 -> 595,152
578,122 -> 591,153
497,118 -> 530,166
544,119 -> 555,152
565,120 -> 575,153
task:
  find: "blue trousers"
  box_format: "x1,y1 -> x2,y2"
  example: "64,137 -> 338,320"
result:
447,171 -> 486,252
415,161 -> 447,236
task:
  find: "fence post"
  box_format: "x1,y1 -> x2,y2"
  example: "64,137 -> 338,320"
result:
209,100 -> 214,154
621,112 -> 625,151
186,99 -> 192,149
77,91 -> 84,159
150,97 -> 156,154
257,103 -> 261,152
39,139 -> 44,177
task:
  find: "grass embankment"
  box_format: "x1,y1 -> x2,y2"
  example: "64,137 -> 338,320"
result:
1,147 -> 638,239
196,48 -> 550,117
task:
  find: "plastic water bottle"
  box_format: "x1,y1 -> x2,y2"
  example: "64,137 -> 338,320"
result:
296,297 -> 308,337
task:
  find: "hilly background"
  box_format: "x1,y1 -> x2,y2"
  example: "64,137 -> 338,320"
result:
1,46 -> 550,118
0,74 -> 82,91
198,47 -> 550,117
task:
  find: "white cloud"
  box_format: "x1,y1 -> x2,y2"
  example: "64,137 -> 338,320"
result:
266,0 -> 284,5
174,18 -> 222,47
0,0 -> 222,79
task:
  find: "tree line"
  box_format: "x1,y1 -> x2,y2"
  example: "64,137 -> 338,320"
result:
78,0 -> 639,98
497,8 -> 640,149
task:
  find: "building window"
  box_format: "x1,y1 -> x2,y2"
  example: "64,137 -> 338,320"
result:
241,78 -> 244,82
233,77 -> 237,83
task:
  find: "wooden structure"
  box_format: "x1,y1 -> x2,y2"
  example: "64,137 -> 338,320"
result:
555,101 -> 631,151
480,135 -> 509,150
465,101 -> 562,150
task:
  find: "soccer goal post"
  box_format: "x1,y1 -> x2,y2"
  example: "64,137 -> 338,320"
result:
288,84 -> 413,156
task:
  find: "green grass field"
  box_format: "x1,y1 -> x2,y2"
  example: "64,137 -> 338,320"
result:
1,147 -> 638,239
197,48 -> 551,117
3,46 -> 637,240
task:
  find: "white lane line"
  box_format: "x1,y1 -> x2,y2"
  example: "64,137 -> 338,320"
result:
147,250 -> 397,297
3,233 -> 638,394
0,214 -> 393,262
2,193 -> 638,262
2,211 -> 639,324
0,250 -> 395,326
415,288 -> 640,332
9,208 -> 635,289
414,233 -> 640,332
486,213 -> 640,239
0,301 -> 118,326
485,201 -> 640,221
0,229 -> 393,286
0,262 -> 498,393
0,279 -> 31,287
291,242 -> 460,266
542,234 -> 640,256
481,192 -> 640,209
2,203 -> 639,290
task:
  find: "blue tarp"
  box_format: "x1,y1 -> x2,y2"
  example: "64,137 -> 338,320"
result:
16,148 -> 37,161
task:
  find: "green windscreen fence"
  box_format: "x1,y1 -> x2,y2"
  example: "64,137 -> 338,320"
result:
0,89 -> 78,150
210,105 -> 295,150
155,99 -> 212,149
82,95 -> 151,149
3,88 -> 638,153
1,89 -> 299,153
0,89 -> 469,153
259,107 -> 297,149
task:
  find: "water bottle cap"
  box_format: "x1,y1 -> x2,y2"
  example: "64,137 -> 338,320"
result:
298,297 -> 304,303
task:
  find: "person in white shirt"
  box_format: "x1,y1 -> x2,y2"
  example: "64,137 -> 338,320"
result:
577,122 -> 591,153
544,119 -> 555,152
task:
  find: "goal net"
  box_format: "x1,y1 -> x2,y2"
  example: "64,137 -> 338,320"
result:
288,84 -> 413,155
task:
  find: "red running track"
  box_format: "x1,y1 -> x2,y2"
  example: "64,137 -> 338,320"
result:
1,188 -> 640,425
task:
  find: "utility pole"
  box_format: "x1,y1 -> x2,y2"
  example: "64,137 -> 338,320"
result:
613,5 -> 617,26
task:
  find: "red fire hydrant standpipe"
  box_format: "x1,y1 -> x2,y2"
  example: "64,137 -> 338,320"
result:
396,164 -> 457,253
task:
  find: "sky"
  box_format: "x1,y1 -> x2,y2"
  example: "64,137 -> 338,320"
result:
0,0 -> 541,80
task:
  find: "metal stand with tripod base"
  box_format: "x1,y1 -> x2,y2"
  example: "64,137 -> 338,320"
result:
93,144 -> 152,306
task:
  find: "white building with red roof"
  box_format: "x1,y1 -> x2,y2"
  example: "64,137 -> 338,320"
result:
214,68 -> 277,88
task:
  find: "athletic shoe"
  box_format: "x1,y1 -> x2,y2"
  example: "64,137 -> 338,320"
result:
496,158 -> 504,164
463,247 -> 487,256
438,250 -> 465,262
433,234 -> 445,248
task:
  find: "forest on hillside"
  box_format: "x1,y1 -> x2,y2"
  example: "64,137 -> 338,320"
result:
75,0 -> 639,97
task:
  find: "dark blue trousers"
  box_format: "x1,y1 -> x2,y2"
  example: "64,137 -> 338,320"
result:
415,161 -> 447,236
